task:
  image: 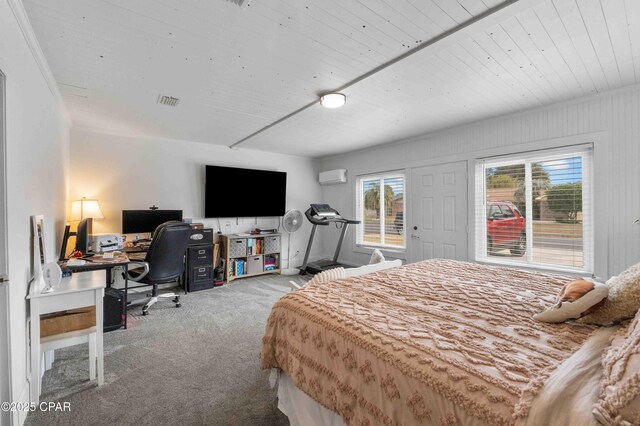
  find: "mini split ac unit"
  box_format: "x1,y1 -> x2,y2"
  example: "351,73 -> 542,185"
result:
319,169 -> 347,185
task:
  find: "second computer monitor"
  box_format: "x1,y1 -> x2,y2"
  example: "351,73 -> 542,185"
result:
122,210 -> 183,234
75,218 -> 92,254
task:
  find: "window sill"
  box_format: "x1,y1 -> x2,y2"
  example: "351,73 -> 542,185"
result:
354,244 -> 407,259
475,257 -> 593,277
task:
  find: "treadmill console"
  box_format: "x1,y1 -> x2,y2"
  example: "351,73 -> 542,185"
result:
310,204 -> 340,218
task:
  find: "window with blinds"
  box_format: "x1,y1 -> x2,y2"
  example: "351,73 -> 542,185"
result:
356,172 -> 405,249
475,146 -> 593,273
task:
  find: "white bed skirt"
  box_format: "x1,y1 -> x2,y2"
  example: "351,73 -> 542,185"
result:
275,370 -> 346,426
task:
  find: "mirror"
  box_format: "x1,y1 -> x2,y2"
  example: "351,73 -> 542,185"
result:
31,215 -> 49,293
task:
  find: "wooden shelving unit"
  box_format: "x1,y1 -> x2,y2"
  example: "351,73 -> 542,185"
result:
222,233 -> 281,282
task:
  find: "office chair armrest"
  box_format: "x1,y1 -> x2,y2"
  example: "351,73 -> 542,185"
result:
126,262 -> 150,282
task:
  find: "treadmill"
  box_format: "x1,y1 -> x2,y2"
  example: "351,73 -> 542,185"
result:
299,204 -> 360,275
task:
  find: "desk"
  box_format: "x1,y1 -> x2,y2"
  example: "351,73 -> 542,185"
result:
123,245 -> 148,254
123,246 -> 147,262
63,253 -> 130,330
27,271 -> 105,403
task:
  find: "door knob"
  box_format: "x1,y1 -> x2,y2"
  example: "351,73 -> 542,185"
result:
413,226 -> 417,230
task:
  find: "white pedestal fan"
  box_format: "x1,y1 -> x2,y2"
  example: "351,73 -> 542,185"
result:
281,209 -> 303,276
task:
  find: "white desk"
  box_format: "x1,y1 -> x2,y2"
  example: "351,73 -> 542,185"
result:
27,271 -> 105,403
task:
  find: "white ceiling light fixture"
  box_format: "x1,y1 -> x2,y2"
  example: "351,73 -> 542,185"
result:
320,93 -> 346,109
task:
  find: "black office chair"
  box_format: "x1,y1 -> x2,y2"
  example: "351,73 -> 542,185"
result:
126,221 -> 191,315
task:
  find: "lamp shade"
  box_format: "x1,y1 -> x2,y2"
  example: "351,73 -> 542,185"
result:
70,198 -> 104,221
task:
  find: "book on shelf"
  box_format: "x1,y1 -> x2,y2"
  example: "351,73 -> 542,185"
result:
246,238 -> 264,255
232,259 -> 247,276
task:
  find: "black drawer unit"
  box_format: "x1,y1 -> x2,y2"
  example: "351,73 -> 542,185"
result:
188,265 -> 213,291
190,265 -> 212,283
183,228 -> 215,292
189,246 -> 213,266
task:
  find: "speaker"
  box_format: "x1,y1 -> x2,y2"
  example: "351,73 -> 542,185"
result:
104,287 -> 126,332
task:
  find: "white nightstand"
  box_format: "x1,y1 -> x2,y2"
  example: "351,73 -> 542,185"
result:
27,270 -> 105,403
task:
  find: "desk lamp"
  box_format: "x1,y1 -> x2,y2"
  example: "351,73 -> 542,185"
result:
58,197 -> 104,260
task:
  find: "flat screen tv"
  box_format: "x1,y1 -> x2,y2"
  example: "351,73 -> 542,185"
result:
122,210 -> 183,234
205,165 -> 287,218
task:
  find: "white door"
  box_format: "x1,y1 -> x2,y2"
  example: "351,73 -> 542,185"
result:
410,161 -> 468,262
0,70 -> 9,426
0,70 -> 5,279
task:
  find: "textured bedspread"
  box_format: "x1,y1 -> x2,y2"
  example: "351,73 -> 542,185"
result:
260,259 -> 598,425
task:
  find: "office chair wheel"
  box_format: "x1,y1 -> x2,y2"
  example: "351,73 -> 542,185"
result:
173,296 -> 180,303
142,307 -> 149,316
175,303 -> 181,308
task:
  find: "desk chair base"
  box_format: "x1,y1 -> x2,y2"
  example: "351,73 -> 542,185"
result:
129,288 -> 181,315
142,293 -> 181,316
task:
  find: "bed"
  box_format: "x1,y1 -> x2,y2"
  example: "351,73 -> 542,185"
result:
260,259 -> 607,425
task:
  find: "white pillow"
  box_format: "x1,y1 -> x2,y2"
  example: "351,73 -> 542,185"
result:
592,309 -> 640,425
344,259 -> 402,278
580,261 -> 640,325
307,267 -> 345,286
534,282 -> 609,323
369,249 -> 385,264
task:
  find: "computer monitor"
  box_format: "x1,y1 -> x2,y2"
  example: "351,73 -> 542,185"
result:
75,218 -> 92,254
122,210 -> 183,234
58,225 -> 71,261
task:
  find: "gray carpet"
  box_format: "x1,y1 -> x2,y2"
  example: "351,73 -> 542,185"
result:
26,274 -> 305,426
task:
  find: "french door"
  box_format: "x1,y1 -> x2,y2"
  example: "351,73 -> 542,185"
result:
410,161 -> 468,263
0,69 -> 10,426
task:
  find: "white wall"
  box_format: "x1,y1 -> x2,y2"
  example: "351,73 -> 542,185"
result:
320,84 -> 640,278
0,1 -> 71,424
69,128 -> 322,266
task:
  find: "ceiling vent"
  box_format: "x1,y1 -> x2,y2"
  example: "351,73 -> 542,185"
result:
157,94 -> 180,107
225,0 -> 251,8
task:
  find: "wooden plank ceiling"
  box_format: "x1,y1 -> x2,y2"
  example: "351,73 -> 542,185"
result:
22,0 -> 640,157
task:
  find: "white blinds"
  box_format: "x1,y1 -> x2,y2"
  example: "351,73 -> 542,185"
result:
475,145 -> 593,273
356,172 -> 405,249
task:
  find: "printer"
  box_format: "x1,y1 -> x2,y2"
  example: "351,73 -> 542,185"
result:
91,233 -> 125,253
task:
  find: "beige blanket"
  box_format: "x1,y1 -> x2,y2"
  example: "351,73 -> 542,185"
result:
260,259 -> 598,425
